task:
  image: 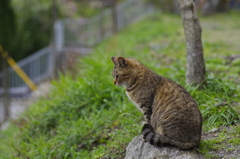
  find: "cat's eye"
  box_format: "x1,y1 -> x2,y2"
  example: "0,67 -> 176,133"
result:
116,75 -> 119,79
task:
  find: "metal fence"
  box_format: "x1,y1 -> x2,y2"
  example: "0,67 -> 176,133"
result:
0,47 -> 53,95
55,0 -> 155,48
0,0 -> 155,96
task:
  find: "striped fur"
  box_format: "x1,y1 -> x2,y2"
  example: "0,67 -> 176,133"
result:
111,56 -> 202,150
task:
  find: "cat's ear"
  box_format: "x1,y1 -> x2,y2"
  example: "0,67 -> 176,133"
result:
111,57 -> 118,65
118,57 -> 128,68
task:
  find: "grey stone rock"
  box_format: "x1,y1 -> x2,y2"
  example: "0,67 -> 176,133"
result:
125,136 -> 201,159
208,128 -> 218,133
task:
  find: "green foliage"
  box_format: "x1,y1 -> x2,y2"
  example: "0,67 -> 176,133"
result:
0,125 -> 19,159
187,73 -> 240,129
75,2 -> 100,18
0,13 -> 240,158
10,0 -> 55,61
7,0 -> 100,62
0,0 -> 16,52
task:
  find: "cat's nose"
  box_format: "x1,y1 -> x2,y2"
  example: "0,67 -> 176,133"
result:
114,80 -> 117,85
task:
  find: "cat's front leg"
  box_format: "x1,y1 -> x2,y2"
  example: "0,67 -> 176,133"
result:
140,104 -> 153,142
140,105 -> 152,124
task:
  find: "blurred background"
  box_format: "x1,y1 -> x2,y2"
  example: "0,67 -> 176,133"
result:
1,0 -> 239,67
0,0 -> 240,129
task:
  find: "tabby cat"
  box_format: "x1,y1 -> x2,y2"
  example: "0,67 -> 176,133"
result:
111,56 -> 202,150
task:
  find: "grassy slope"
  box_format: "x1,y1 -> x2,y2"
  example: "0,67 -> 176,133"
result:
0,13 -> 240,159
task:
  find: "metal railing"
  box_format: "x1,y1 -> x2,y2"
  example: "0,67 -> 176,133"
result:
0,0 -> 155,96
55,0 -> 155,48
0,47 -> 52,95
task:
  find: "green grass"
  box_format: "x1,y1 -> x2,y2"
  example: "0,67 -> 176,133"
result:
0,125 -> 19,159
199,125 -> 240,158
1,12 -> 240,158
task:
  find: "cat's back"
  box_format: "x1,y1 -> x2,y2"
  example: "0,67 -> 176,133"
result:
156,77 -> 195,104
153,77 -> 200,117
152,77 -> 202,137
155,77 -> 196,108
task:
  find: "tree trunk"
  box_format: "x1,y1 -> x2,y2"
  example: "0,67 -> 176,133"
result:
177,0 -> 206,86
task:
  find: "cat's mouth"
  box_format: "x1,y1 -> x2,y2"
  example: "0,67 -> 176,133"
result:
115,82 -> 128,89
114,80 -> 118,85
114,81 -> 124,87
115,82 -> 121,86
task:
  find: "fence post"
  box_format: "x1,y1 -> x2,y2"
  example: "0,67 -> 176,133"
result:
1,54 -> 10,123
53,20 -> 64,77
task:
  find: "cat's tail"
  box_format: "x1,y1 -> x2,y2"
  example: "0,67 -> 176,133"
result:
141,124 -> 200,150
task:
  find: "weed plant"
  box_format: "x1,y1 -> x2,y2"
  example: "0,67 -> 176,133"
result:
0,13 -> 240,158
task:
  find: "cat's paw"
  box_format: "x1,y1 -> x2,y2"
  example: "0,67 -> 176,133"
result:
141,123 -> 153,133
141,124 -> 154,142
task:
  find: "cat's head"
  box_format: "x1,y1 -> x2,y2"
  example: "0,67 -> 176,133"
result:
111,56 -> 141,87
